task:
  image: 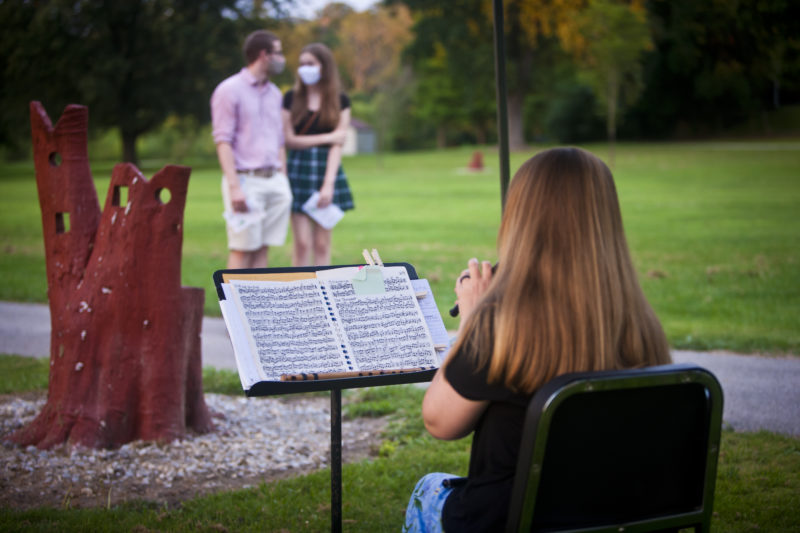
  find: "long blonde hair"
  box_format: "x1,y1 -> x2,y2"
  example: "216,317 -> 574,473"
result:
290,43 -> 342,130
451,147 -> 670,394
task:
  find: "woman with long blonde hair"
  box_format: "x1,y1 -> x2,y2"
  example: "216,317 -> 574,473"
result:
403,147 -> 671,532
282,42 -> 354,266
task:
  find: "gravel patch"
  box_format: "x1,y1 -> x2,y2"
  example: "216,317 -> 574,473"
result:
0,392 -> 386,510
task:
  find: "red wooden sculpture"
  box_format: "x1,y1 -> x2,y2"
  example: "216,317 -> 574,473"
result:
468,150 -> 484,171
8,102 -> 213,449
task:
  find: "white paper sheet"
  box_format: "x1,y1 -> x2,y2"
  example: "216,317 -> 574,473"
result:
301,191 -> 345,229
220,284 -> 263,389
411,278 -> 450,349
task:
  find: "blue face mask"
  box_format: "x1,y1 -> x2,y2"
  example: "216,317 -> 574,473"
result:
298,65 -> 321,86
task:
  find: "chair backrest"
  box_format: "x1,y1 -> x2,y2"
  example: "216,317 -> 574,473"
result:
505,363 -> 723,533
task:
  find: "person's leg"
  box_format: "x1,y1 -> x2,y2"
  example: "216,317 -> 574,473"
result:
291,213 -> 314,266
227,246 -> 267,269
403,472 -> 457,533
227,250 -> 248,269
311,222 -> 332,266
250,245 -> 268,268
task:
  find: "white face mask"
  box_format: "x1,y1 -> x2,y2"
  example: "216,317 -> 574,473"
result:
298,65 -> 321,86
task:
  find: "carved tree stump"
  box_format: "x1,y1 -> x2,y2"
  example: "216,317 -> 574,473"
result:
8,102 -> 213,449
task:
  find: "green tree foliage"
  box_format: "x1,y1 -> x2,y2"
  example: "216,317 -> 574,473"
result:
413,43 -> 475,148
750,0 -> 800,110
0,0 -> 270,163
396,0 -> 646,149
625,0 -> 800,138
3,0 -> 797,158
569,0 -> 652,163
394,0 -> 799,147
397,0 -> 497,148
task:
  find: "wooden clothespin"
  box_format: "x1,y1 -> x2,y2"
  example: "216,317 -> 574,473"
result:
371,248 -> 384,266
362,249 -> 375,266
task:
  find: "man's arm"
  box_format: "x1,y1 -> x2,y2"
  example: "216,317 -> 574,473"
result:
216,142 -> 247,213
212,81 -> 248,213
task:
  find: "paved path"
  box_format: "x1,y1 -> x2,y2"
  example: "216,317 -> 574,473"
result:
1,301 -> 798,437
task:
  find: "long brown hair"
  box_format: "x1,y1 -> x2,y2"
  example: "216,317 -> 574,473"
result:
451,147 -> 670,394
290,43 -> 342,130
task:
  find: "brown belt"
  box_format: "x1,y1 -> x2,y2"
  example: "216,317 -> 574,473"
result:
237,167 -> 277,178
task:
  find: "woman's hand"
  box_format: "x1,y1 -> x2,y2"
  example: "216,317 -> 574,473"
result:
454,258 -> 493,327
317,183 -> 334,208
329,127 -> 346,145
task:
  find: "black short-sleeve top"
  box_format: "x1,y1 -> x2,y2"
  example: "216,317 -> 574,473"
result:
441,341 -> 533,532
282,90 -> 350,135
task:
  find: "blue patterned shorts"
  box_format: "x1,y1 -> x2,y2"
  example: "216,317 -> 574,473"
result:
402,472 -> 458,533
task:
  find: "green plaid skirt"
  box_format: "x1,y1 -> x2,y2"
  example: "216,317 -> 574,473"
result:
287,145 -> 354,213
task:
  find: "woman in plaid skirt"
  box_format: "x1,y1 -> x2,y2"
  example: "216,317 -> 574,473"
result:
281,42 -> 354,266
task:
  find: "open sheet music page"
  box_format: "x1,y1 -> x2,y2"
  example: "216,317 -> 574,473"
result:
410,278 -> 450,362
220,266 -> 441,387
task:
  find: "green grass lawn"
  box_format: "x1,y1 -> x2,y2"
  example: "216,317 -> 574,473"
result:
2,141 -> 799,353
2,429 -> 796,532
0,362 -> 798,532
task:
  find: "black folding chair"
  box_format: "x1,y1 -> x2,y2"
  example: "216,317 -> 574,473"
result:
505,363 -> 723,532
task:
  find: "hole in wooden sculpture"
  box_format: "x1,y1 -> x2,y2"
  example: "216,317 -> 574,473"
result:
49,152 -> 62,167
112,185 -> 129,207
156,187 -> 172,205
55,212 -> 70,234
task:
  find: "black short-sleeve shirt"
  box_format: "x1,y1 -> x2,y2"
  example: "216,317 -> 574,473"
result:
441,345 -> 532,532
282,90 -> 350,135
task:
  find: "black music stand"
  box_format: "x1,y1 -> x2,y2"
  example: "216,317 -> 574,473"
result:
213,263 -> 437,532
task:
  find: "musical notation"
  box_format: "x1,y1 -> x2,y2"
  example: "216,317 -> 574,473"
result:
228,266 -> 440,383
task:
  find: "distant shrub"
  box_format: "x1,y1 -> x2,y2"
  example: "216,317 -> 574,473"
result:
546,85 -> 605,143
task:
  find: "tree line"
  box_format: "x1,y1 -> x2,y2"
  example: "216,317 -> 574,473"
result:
1,0 -> 798,163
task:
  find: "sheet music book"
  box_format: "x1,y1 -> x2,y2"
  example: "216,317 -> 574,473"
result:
218,265 -> 449,390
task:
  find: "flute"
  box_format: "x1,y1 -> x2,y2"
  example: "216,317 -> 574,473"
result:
280,367 -> 435,381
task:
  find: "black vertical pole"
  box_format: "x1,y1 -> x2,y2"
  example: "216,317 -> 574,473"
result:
492,0 -> 511,210
331,388 -> 342,533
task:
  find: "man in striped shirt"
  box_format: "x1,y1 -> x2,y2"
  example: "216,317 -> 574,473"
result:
211,30 -> 293,269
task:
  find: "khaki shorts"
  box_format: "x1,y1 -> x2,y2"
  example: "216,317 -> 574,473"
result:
221,172 -> 292,251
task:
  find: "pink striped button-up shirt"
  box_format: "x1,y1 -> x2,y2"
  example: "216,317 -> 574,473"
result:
210,68 -> 284,171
